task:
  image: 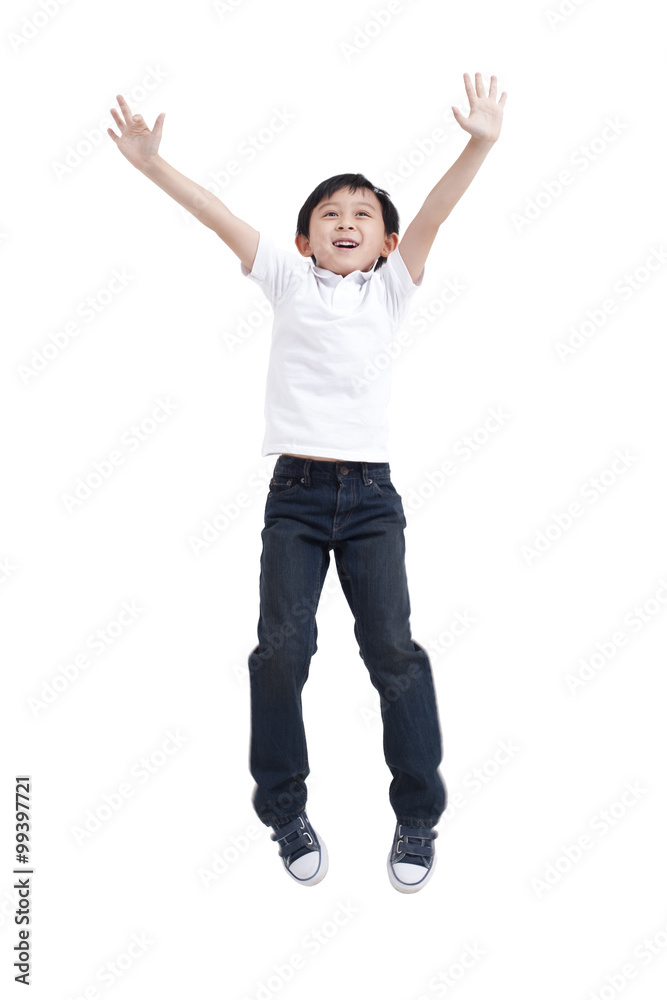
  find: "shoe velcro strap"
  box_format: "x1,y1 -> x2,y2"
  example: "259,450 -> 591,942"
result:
274,831 -> 314,859
399,825 -> 438,840
397,839 -> 434,859
397,826 -> 437,859
270,816 -> 303,841
270,817 -> 315,858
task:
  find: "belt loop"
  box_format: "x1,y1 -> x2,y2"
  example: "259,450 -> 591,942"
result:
303,459 -> 311,486
362,461 -> 370,486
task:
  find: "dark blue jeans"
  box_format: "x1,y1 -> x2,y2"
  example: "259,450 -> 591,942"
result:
247,455 -> 447,829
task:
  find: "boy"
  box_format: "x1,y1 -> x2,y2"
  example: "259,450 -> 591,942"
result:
108,72 -> 507,893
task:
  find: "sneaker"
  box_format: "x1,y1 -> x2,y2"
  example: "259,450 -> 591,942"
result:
387,822 -> 438,893
270,811 -> 328,886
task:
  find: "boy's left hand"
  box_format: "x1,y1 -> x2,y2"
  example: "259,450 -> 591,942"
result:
452,72 -> 507,143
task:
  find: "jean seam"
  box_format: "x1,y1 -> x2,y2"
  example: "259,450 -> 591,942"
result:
301,555 -> 323,776
336,550 -> 370,666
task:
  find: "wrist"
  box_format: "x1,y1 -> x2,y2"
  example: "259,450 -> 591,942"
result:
137,153 -> 164,175
467,135 -> 496,148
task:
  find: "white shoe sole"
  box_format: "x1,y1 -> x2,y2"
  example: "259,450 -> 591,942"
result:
287,835 -> 329,886
387,850 -> 436,893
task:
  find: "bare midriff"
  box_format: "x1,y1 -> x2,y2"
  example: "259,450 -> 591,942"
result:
282,452 -> 351,462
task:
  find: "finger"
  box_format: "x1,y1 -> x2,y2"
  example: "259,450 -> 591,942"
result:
110,107 -> 124,132
153,112 -> 165,140
499,91 -> 508,107
475,71 -> 484,98
116,94 -> 134,126
462,72 -> 475,107
489,75 -> 497,101
131,112 -> 147,130
107,127 -> 118,144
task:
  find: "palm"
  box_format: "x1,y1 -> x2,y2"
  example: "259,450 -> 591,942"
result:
452,72 -> 507,143
108,94 -> 165,168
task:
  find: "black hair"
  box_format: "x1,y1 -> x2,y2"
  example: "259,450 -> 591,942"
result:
295,173 -> 399,271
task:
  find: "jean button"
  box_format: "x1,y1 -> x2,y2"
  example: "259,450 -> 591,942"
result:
340,465 -> 349,474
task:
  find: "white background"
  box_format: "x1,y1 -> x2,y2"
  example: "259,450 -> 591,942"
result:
2,0 -> 666,997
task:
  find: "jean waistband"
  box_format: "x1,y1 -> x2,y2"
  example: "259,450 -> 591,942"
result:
274,454 -> 391,482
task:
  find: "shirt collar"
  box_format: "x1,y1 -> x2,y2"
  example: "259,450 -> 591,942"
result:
311,260 -> 376,284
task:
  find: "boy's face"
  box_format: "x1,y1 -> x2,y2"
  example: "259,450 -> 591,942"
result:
295,186 -> 398,276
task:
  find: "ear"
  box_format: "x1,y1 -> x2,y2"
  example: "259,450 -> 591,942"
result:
379,232 -> 399,257
295,234 -> 313,258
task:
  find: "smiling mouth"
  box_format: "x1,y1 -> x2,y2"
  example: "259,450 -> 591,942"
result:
333,240 -> 359,250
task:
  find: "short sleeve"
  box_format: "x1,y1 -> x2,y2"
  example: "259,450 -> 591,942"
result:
381,246 -> 425,328
240,231 -> 302,307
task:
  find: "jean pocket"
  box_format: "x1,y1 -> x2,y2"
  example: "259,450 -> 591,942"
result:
370,478 -> 402,500
267,475 -> 304,498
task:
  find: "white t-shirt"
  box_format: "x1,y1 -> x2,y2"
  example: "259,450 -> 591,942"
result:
241,231 -> 424,461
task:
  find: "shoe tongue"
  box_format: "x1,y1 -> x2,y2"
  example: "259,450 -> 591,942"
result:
401,853 -> 427,866
287,846 -> 311,863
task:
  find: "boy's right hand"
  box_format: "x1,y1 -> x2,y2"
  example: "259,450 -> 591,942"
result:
108,94 -> 165,169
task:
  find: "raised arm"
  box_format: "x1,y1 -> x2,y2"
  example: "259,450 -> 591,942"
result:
398,73 -> 507,285
107,95 -> 259,272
